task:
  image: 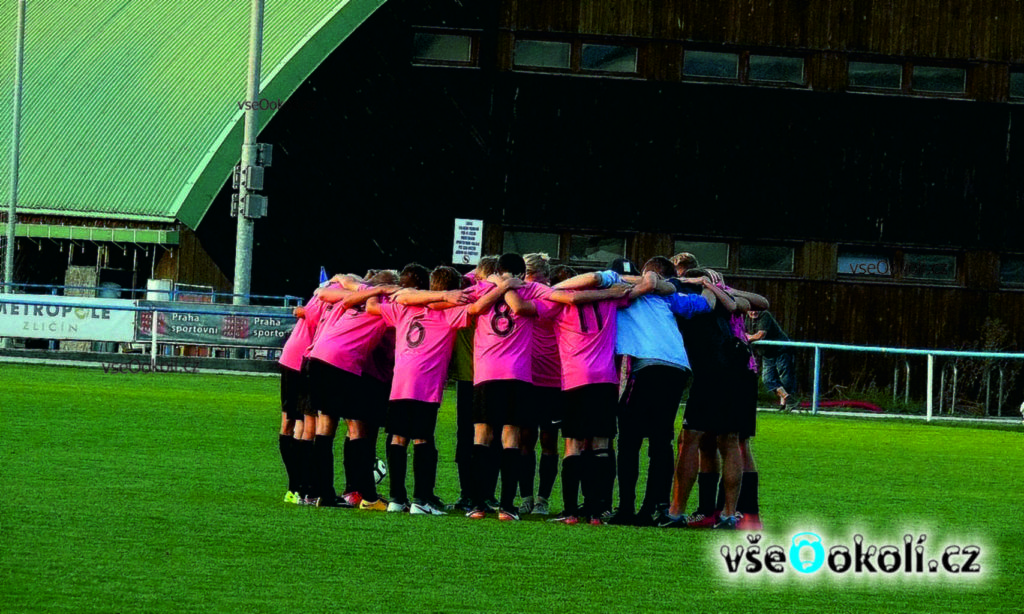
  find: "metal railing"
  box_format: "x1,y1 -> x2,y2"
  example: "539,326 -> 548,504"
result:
0,282 -> 303,306
753,340 -> 1024,421
0,295 -> 298,366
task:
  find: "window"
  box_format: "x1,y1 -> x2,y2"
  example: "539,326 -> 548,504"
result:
749,55 -> 804,85
412,33 -> 473,64
1010,71 -> 1024,100
838,250 -> 894,277
903,253 -> 956,281
503,231 -> 560,258
739,245 -> 794,272
672,240 -> 729,269
912,66 -> 966,94
1000,256 -> 1024,286
568,235 -> 624,263
683,51 -> 739,80
514,40 -> 571,69
849,61 -> 902,90
581,44 -> 637,74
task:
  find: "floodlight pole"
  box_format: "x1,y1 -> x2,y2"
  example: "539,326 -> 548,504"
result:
4,0 -> 26,297
232,0 -> 264,307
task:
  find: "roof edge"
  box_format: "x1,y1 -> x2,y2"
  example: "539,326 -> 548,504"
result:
174,0 -> 388,229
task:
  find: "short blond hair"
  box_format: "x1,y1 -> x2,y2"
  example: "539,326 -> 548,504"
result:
524,252 -> 551,279
671,252 -> 700,274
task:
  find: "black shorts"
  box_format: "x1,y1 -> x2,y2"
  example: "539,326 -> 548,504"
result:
387,399 -> 440,440
298,358 -> 317,417
279,364 -> 307,422
472,379 -> 532,428
305,358 -> 359,419
562,383 -> 618,441
348,375 -> 389,428
618,365 -> 690,442
682,366 -> 752,436
521,385 -> 563,430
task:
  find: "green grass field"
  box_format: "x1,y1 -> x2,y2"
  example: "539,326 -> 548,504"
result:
1,363 -> 1022,613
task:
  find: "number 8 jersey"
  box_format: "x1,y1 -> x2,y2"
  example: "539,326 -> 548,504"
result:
467,280 -> 554,386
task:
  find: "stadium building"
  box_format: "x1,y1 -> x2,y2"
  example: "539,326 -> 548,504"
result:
2,1 -> 1023,403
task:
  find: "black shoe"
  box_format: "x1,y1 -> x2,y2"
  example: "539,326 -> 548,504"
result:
315,495 -> 352,508
445,496 -> 474,512
606,509 -> 637,526
655,510 -> 689,528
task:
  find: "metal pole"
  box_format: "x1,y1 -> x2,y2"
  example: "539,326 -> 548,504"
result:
4,0 -> 25,295
150,310 -> 158,367
811,346 -> 820,415
926,354 -> 934,422
232,0 -> 264,308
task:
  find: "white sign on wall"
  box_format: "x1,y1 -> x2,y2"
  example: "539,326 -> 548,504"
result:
0,294 -> 136,342
453,218 -> 483,266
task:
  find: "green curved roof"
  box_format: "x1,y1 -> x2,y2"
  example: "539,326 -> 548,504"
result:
0,0 -> 385,229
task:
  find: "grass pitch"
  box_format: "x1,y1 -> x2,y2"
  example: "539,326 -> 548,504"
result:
1,363 -> 1022,613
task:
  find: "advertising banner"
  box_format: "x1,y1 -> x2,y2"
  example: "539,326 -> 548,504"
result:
0,294 -> 136,342
135,301 -> 294,347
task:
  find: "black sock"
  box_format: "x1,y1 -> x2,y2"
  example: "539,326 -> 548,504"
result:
342,438 -> 353,494
387,443 -> 408,503
642,440 -> 675,512
593,447 -> 615,513
538,453 -> 558,500
484,440 -> 501,503
279,434 -> 297,492
471,444 -> 493,508
579,449 -> 595,512
698,472 -> 720,515
737,471 -> 759,514
296,439 -> 314,497
561,454 -> 582,514
500,447 -> 520,511
341,438 -> 356,497
350,438 -> 377,501
617,437 -> 641,514
519,450 -> 536,499
412,443 -> 438,502
715,472 -> 726,512
312,434 -> 336,500
456,446 -> 473,501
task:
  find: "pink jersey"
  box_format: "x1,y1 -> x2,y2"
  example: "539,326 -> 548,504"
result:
307,289 -> 389,376
469,280 -> 554,385
279,292 -> 331,370
363,328 -> 396,383
547,294 -> 630,390
531,288 -> 562,388
378,302 -> 471,403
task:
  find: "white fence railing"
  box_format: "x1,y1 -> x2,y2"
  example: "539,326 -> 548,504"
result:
754,340 -> 1024,421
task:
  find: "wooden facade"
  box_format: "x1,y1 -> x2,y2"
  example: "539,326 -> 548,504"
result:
182,0 -> 1024,407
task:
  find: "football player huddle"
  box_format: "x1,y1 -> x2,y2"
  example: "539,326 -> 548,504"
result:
275,251 -> 767,530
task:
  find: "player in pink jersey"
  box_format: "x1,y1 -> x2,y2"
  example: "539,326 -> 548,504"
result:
447,256 -> 499,513
282,282 -> 346,506
307,270 -> 400,510
368,266 -> 516,516
515,255 -> 574,516
464,253 -> 564,521
277,286 -> 333,505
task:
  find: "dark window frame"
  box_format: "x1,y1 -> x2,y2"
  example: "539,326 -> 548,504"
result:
999,254 -> 1024,288
410,27 -> 481,68
837,245 -> 961,286
510,35 -> 643,79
